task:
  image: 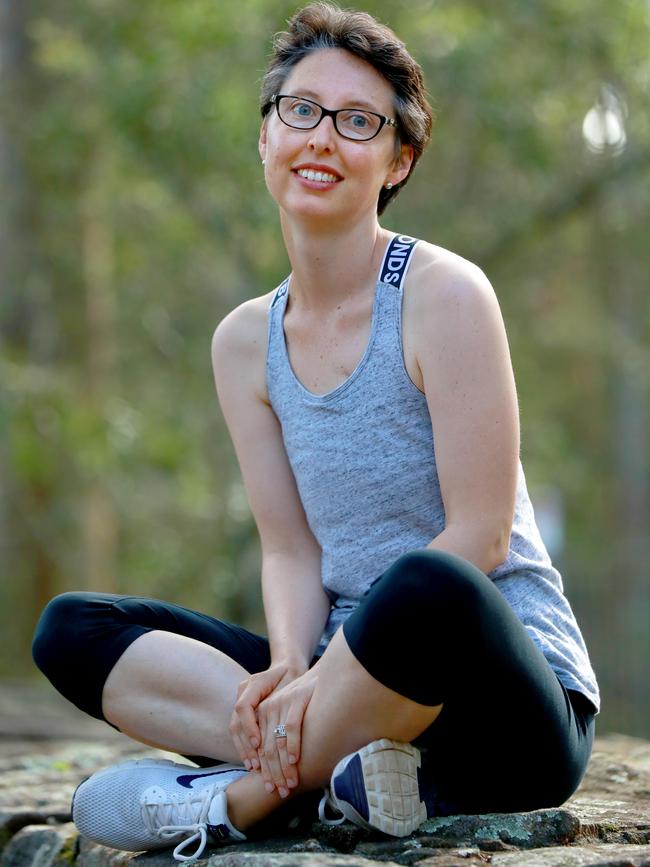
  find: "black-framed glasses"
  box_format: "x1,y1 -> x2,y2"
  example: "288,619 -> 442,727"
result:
270,94 -> 397,142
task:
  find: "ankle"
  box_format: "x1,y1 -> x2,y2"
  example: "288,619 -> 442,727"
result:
225,773 -> 294,831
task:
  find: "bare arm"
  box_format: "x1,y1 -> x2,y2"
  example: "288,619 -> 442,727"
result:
211,299 -> 330,674
412,254 -> 520,573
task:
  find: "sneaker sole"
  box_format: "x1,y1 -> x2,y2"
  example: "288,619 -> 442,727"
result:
333,738 -> 426,837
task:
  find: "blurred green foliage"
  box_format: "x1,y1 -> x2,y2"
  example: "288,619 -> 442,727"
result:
1,0 -> 648,735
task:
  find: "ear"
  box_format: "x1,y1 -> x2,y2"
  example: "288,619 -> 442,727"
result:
387,143 -> 414,187
259,118 -> 268,164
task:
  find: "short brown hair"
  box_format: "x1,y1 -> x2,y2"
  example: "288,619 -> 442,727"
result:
260,2 -> 433,215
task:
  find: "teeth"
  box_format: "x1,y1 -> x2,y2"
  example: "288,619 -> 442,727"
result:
297,168 -> 339,183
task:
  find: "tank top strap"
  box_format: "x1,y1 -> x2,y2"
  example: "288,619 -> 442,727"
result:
377,234 -> 419,291
266,278 -> 290,402
372,233 -> 421,376
270,277 -> 289,309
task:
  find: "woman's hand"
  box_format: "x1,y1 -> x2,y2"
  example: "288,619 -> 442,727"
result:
229,662 -> 305,773
255,668 -> 318,797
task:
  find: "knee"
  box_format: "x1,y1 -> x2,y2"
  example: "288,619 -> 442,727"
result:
32,592 -> 91,679
385,549 -> 488,609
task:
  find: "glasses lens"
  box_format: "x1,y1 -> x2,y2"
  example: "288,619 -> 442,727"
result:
278,97 -> 321,129
336,110 -> 381,141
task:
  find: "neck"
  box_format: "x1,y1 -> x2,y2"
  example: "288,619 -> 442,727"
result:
279,211 -> 391,317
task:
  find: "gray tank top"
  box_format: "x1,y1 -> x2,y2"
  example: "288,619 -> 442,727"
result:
266,234 -> 600,712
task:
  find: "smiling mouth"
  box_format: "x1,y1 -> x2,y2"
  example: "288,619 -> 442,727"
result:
295,168 -> 342,183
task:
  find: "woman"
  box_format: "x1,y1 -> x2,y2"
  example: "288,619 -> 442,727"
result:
32,3 -> 600,861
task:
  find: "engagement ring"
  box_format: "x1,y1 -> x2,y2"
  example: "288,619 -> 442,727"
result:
274,724 -> 287,738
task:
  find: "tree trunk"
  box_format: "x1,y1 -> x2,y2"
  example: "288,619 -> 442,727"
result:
80,144 -> 119,591
593,191 -> 650,735
0,0 -> 59,642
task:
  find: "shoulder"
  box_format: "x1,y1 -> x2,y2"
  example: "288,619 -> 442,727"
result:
212,287 -> 278,351
211,287 -> 278,404
401,240 -> 511,386
404,240 -> 505,348
406,240 -> 497,313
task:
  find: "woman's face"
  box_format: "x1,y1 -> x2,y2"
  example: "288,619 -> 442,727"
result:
259,48 -> 413,227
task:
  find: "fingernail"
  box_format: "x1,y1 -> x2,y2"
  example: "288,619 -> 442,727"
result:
265,782 -> 274,793
252,758 -> 259,769
289,755 -> 296,764
244,759 -> 251,770
279,787 -> 288,798
287,777 -> 297,788
251,738 -> 259,748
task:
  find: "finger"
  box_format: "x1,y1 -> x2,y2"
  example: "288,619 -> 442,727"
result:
229,723 -> 248,769
284,686 -> 314,785
256,715 -> 275,793
240,739 -> 257,771
258,749 -> 275,793
249,708 -> 262,771
266,741 -> 289,797
234,690 -> 262,754
230,708 -> 258,770
269,726 -> 290,798
260,709 -> 289,797
276,732 -> 296,791
285,715 -> 300,769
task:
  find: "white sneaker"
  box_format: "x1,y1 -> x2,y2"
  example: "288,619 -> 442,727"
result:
318,738 -> 431,837
72,758 -> 248,861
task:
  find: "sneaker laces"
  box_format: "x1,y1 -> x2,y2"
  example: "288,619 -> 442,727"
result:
318,786 -> 346,826
141,782 -> 217,862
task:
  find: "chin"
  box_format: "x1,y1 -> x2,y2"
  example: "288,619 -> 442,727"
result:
283,193 -> 368,226
282,199 -> 337,221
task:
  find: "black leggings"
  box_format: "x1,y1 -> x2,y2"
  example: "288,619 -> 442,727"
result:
32,548 -> 595,817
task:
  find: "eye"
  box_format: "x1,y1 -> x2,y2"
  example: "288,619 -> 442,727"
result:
290,100 -> 316,118
350,113 -> 370,128
338,110 -> 380,138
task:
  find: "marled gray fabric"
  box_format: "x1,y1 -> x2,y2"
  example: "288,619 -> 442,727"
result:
265,241 -> 600,712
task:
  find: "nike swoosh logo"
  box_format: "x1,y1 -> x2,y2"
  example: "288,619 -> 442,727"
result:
176,770 -> 236,789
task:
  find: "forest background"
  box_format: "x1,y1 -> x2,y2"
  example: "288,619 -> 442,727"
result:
1,0 -> 648,737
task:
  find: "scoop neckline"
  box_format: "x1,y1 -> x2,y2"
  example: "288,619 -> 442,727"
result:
278,277 -> 383,403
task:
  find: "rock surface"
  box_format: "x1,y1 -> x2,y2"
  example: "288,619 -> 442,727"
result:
1,681 -> 649,867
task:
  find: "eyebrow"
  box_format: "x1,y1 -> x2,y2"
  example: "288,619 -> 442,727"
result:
290,88 -> 386,113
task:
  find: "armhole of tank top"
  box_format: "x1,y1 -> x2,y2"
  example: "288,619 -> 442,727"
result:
266,280 -> 289,394
393,240 -> 427,397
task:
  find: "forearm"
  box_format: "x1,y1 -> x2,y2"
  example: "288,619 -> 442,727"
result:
261,549 -> 330,674
426,522 -> 509,575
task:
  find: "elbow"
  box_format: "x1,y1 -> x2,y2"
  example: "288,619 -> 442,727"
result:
435,516 -> 512,574
488,521 -> 512,572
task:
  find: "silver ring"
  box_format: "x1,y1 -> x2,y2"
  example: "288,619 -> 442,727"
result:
273,724 -> 287,738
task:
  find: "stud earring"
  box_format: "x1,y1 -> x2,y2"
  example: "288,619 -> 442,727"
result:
385,182 -> 393,190
262,159 -> 266,166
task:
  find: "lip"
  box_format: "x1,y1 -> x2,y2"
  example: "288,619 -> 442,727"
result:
291,163 -> 344,181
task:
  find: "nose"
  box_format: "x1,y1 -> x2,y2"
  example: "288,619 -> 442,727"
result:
307,115 -> 337,153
